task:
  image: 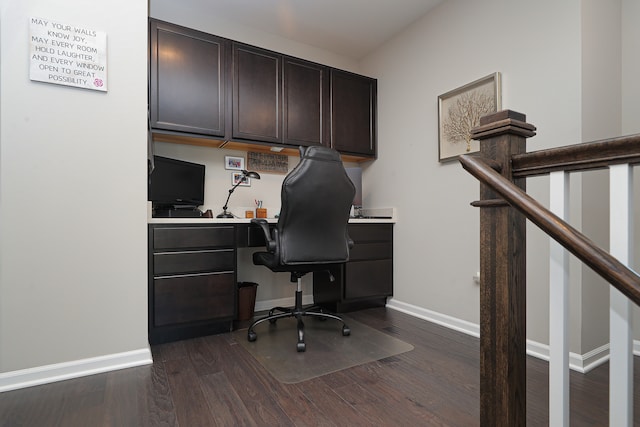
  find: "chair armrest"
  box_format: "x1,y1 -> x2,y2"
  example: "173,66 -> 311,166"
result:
250,218 -> 276,252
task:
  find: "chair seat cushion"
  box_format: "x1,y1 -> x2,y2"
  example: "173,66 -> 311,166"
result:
253,251 -> 337,273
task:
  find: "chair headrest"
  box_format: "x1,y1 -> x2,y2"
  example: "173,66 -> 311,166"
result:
299,145 -> 342,162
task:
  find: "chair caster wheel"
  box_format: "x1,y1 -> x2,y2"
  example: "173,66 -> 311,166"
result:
297,342 -> 306,352
342,326 -> 351,336
248,330 -> 257,342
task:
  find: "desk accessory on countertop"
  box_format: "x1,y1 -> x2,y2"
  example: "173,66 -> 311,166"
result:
255,199 -> 267,218
217,169 -> 261,218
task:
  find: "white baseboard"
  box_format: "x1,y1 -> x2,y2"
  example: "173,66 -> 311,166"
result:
386,298 -> 636,374
525,340 -> 609,373
386,298 -> 480,337
1,295 -> 309,393
575,344 -> 610,373
0,348 -> 153,393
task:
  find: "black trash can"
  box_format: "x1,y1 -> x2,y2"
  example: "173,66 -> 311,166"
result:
237,282 -> 258,321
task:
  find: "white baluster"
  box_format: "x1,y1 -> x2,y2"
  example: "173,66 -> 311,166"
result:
549,171 -> 570,427
609,163 -> 634,427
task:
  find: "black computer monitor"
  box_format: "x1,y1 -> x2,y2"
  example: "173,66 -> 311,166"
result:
148,156 -> 205,210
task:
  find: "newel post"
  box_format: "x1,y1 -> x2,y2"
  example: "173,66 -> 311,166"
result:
469,110 -> 536,427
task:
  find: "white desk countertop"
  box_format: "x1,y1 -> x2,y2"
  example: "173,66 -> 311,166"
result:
148,208 -> 396,224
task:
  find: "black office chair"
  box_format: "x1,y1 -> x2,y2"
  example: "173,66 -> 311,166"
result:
248,145 -> 356,352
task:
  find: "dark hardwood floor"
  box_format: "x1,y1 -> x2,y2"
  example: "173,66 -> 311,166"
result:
0,307 -> 638,426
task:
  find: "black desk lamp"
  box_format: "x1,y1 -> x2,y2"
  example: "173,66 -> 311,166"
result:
217,169 -> 261,218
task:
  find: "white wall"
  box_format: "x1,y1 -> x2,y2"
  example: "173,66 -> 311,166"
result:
360,0 -> 583,347
622,0 -> 640,136
623,0 -> 640,336
579,0 -> 621,353
0,0 -> 149,374
361,0 -> 640,356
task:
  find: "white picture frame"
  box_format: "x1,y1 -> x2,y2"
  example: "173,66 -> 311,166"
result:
232,172 -> 251,186
225,155 -> 245,170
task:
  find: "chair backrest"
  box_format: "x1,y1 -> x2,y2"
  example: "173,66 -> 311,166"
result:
275,146 -> 356,265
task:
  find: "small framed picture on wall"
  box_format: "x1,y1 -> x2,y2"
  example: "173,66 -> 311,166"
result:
231,172 -> 251,186
225,155 -> 245,170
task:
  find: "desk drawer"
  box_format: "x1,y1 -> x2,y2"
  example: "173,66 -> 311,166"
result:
154,249 -> 234,275
349,242 -> 392,261
348,224 -> 392,243
154,226 -> 235,249
153,272 -> 235,326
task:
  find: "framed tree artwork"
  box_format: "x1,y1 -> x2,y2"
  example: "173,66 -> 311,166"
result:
438,72 -> 501,162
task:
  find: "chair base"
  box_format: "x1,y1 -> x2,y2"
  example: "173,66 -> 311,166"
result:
247,289 -> 350,352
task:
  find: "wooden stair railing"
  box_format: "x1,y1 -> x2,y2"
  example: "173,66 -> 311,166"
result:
459,109 -> 640,426
460,153 -> 640,304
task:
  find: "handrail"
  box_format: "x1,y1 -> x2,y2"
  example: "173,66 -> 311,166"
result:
511,133 -> 640,178
460,153 -> 640,306
463,110 -> 638,426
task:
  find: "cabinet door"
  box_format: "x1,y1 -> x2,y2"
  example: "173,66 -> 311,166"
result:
283,58 -> 329,147
154,273 -> 235,326
149,19 -> 228,137
330,69 -> 377,157
344,259 -> 393,299
232,43 -> 282,143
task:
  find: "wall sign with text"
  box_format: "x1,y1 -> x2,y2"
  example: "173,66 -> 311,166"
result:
29,17 -> 108,92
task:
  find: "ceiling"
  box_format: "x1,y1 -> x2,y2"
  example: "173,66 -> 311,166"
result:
178,0 -> 444,59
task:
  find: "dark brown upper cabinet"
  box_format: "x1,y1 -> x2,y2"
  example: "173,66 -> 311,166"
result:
283,58 -> 330,147
232,43 -> 282,144
149,20 -> 229,138
149,19 -> 377,159
232,45 -> 331,148
330,69 -> 377,157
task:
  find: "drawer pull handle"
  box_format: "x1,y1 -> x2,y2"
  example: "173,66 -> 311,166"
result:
155,271 -> 233,279
154,249 -> 234,255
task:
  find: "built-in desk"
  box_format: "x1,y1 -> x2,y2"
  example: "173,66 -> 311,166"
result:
148,215 -> 394,344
